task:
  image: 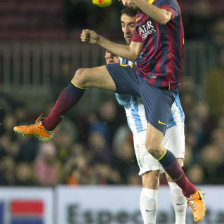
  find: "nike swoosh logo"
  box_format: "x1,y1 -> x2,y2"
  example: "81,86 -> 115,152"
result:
176,202 -> 185,206
146,209 -> 153,212
158,120 -> 167,125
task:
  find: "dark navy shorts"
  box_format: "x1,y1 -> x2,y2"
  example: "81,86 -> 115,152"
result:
106,63 -> 176,134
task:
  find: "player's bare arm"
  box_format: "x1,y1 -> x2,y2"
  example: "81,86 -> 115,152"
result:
81,29 -> 142,62
124,0 -> 172,25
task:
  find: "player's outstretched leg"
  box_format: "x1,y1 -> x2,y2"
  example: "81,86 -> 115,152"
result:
13,81 -> 85,142
14,66 -> 116,142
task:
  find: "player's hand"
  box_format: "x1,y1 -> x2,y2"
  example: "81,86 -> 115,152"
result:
105,51 -> 120,64
80,29 -> 99,44
123,0 -> 137,8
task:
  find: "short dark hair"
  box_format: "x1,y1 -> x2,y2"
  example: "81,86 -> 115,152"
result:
121,7 -> 137,17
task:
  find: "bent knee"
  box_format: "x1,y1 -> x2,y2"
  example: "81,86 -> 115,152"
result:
145,139 -> 158,154
72,68 -> 88,88
145,140 -> 162,158
142,171 -> 159,189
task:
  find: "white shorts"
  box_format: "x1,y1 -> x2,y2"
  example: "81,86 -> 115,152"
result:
133,123 -> 185,175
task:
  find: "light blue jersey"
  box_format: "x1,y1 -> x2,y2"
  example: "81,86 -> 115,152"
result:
115,58 -> 185,135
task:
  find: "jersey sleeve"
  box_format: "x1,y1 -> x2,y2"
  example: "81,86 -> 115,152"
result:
159,5 -> 176,19
158,0 -> 179,20
132,30 -> 144,43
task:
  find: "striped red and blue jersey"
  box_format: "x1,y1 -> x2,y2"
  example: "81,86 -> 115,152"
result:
132,0 -> 184,90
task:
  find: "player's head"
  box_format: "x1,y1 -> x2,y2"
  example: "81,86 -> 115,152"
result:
121,8 -> 137,44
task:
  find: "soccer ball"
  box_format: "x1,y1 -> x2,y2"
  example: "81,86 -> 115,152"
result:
92,0 -> 112,7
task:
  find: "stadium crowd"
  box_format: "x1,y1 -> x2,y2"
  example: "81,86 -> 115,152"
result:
1,70 -> 224,187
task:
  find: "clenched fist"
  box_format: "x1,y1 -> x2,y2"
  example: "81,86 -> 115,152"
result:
80,29 -> 99,44
105,51 -> 120,64
122,0 -> 137,9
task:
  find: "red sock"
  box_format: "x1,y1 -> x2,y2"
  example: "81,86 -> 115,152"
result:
43,83 -> 85,130
159,150 -> 196,197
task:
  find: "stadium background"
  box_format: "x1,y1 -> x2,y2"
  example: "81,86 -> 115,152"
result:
0,0 -> 224,223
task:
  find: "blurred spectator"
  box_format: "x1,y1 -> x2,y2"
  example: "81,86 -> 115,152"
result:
183,145 -> 193,169
212,16 -> 224,44
15,137 -> 38,163
89,117 -> 109,141
2,113 -> 16,136
34,142 -> 60,187
0,94 -> 14,133
65,155 -> 91,185
14,103 -> 28,124
211,127 -> 224,154
88,130 -> 112,164
77,111 -> 109,143
180,76 -> 196,116
187,164 -> 205,185
15,162 -> 35,186
205,48 -> 224,117
200,144 -> 224,184
98,99 -> 125,142
70,142 -> 86,156
189,100 -> 215,149
0,156 -> 16,185
112,138 -> 137,184
53,118 -> 77,162
0,134 -> 19,160
184,0 -> 214,40
113,125 -> 132,152
127,171 -> 141,186
184,99 -> 216,163
53,60 -> 73,98
92,163 -> 121,185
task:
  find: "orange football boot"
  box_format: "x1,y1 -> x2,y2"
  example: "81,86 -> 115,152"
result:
13,113 -> 54,143
187,189 -> 206,223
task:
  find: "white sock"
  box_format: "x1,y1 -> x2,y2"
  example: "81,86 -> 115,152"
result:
168,182 -> 187,224
140,188 -> 158,224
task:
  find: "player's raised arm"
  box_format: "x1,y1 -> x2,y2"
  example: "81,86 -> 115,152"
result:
126,0 -> 172,25
80,29 -> 142,62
